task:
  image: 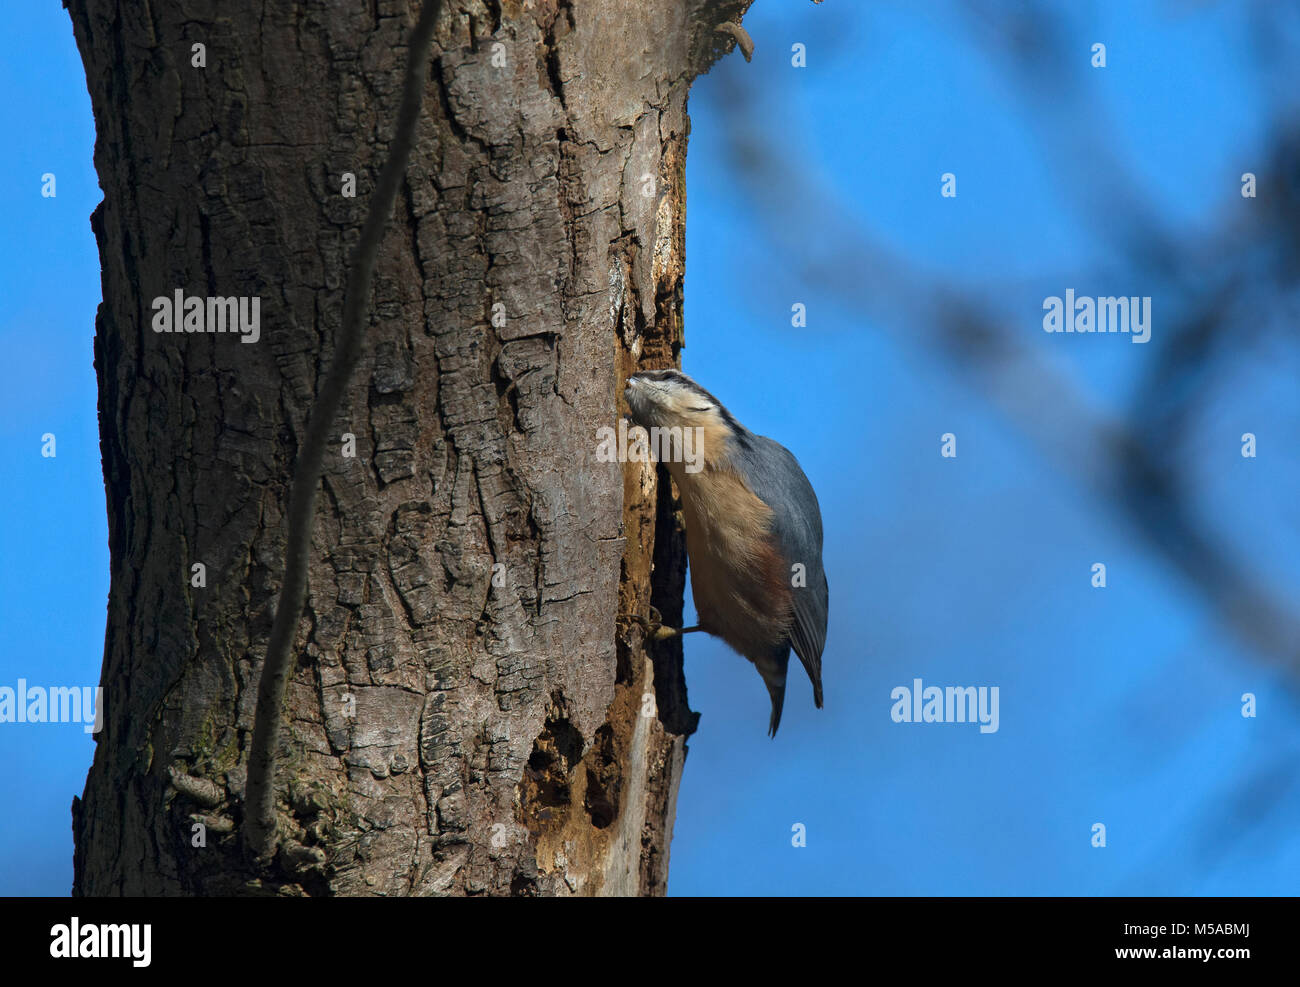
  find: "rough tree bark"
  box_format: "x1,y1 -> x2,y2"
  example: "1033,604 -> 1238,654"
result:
66,0 -> 753,895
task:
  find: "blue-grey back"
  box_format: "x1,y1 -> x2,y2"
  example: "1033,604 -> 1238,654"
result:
730,429 -> 829,687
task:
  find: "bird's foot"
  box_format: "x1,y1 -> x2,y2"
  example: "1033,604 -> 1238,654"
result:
630,606 -> 677,642
630,606 -> 702,642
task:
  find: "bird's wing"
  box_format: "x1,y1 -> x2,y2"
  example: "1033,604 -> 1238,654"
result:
739,435 -> 828,706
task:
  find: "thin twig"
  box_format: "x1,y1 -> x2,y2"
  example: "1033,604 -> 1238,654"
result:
715,22 -> 755,62
244,0 -> 443,864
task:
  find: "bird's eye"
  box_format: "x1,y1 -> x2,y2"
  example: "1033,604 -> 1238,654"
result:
686,405 -> 711,412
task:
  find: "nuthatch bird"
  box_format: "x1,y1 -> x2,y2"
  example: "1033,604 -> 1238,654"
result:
623,369 -> 828,736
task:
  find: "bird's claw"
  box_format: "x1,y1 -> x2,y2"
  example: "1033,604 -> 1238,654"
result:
632,606 -> 682,642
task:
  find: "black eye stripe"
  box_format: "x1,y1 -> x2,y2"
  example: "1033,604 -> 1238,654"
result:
634,369 -> 720,410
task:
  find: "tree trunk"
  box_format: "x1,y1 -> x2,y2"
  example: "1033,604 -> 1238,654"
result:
65,0 -> 750,896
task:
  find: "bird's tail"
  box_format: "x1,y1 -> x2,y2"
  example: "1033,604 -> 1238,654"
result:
765,679 -> 786,738
757,651 -> 790,738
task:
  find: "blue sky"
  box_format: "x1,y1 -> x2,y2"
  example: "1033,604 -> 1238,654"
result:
669,1 -> 1299,895
0,5 -> 108,895
2,1 -> 1298,895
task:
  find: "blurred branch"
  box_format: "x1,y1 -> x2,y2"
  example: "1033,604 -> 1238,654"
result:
713,1 -> 1300,674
